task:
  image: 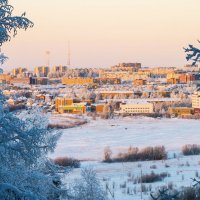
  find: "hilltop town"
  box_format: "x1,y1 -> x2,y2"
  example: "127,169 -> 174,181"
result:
1,63 -> 200,122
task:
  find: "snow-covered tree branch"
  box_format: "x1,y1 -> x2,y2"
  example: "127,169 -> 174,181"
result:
0,98 -> 71,199
0,0 -> 33,64
0,1 -> 71,198
184,40 -> 200,65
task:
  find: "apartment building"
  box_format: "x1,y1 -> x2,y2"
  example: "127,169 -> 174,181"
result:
34,66 -> 50,77
94,78 -> 121,85
52,65 -> 67,73
151,67 -> 175,76
111,63 -> 141,72
99,71 -> 135,81
98,91 -> 133,99
30,77 -> 48,85
12,67 -> 28,77
119,102 -> 154,114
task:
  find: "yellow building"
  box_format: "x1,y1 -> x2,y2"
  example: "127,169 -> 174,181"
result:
57,103 -> 86,114
0,74 -> 11,84
55,97 -> 86,114
10,77 -> 30,85
55,97 -> 73,111
34,66 -> 50,77
62,78 -> 94,85
168,107 -> 194,116
167,73 -> 181,80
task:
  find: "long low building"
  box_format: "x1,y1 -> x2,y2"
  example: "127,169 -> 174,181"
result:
62,77 -> 121,85
62,78 -> 94,85
98,98 -> 180,103
96,91 -> 134,98
118,102 -> 154,114
0,74 -> 11,84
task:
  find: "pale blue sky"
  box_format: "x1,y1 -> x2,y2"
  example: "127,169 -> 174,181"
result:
2,0 -> 200,70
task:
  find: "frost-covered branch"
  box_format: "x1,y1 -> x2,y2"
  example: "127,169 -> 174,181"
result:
0,183 -> 38,200
0,0 -> 33,64
184,40 -> 200,66
0,53 -> 7,64
0,92 -> 72,199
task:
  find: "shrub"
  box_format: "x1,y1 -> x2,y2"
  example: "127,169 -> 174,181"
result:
179,187 -> 200,200
182,144 -> 200,156
150,187 -> 179,200
138,172 -> 168,183
151,186 -> 200,200
112,146 -> 167,162
54,157 -> 80,168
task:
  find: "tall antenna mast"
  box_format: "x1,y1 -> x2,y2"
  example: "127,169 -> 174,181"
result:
67,41 -> 71,67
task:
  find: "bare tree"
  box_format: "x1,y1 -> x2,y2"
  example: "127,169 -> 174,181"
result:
103,146 -> 112,162
71,168 -> 108,200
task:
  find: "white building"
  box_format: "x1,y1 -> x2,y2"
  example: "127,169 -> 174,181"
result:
192,90 -> 200,108
119,101 -> 154,114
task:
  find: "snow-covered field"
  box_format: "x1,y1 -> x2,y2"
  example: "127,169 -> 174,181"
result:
51,117 -> 200,200
53,117 -> 200,160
